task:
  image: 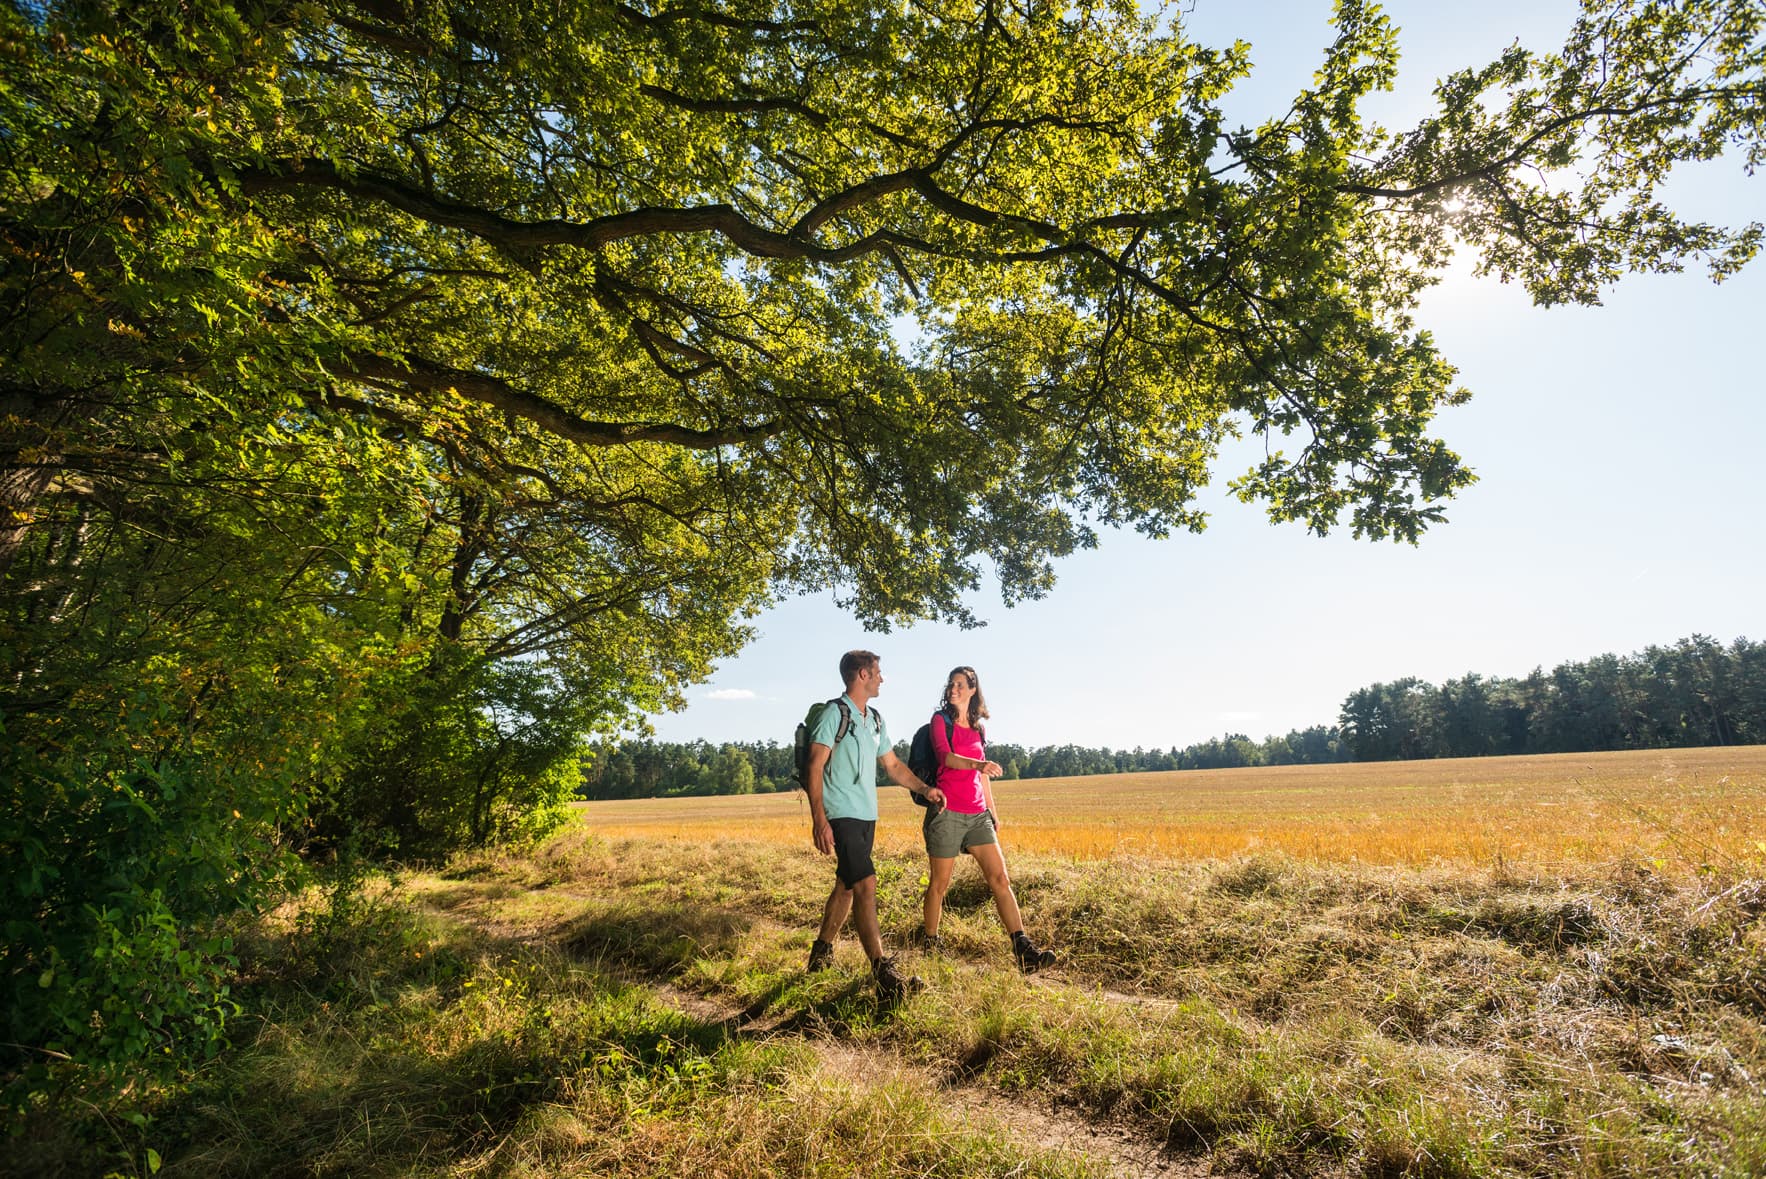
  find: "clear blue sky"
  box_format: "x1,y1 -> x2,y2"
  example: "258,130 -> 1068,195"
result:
648,0 -> 1765,752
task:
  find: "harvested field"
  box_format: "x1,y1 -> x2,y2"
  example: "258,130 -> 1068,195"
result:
579,746 -> 1766,869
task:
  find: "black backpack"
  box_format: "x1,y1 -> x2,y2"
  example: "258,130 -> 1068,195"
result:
793,698 -> 882,790
905,712 -> 956,808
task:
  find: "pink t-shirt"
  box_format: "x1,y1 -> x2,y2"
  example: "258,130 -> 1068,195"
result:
930,713 -> 989,814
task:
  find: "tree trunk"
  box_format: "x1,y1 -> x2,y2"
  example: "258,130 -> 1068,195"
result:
436,493 -> 486,643
0,464 -> 53,581
0,385 -> 56,581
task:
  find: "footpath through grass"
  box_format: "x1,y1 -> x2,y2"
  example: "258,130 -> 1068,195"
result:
15,818 -> 1765,1177
425,825 -> 1766,1177
14,875 -> 1102,1179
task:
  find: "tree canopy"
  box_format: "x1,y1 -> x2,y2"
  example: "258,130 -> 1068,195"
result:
9,0 -> 1760,624
1,0 -> 1761,1100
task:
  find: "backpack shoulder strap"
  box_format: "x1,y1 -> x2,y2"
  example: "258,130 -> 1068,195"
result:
830,697 -> 853,749
869,706 -> 883,738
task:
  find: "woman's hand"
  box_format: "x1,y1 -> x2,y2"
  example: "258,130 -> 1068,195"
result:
982,760 -> 1003,778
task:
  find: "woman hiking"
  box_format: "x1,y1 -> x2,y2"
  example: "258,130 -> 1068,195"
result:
919,666 -> 1056,973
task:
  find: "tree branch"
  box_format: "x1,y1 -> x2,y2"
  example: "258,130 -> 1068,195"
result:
239,159 -> 929,262
638,83 -> 830,126
334,352 -> 783,448
1340,87 -> 1764,201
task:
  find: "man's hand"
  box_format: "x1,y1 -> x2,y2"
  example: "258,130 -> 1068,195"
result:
924,786 -> 945,809
813,814 -> 834,855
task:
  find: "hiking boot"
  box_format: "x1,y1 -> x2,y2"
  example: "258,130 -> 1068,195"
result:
871,955 -> 924,1001
806,938 -> 835,973
915,929 -> 944,954
1011,932 -> 1055,974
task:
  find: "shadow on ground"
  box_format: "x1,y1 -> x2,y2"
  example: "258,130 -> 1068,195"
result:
557,900 -> 752,974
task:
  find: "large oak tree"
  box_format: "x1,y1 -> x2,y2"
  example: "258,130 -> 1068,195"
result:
8,0 -> 1758,624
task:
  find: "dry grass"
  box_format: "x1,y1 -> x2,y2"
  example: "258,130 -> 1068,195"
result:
579,747 -> 1766,869
20,882 -> 1102,1179
407,826 -> 1766,1178
31,746 -> 1765,1177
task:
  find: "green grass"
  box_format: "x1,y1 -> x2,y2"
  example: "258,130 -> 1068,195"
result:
11,883 -> 1102,1178
423,826 -> 1766,1177
16,822 -> 1764,1177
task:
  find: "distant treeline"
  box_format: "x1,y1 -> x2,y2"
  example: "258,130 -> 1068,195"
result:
578,725 -> 1350,799
579,634 -> 1764,799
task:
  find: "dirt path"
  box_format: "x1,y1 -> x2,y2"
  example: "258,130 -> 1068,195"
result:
411,876 -> 1218,1179
641,976 -> 1210,1179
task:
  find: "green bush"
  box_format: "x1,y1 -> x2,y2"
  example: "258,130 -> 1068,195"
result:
313,648 -> 590,858
1,697 -> 307,1107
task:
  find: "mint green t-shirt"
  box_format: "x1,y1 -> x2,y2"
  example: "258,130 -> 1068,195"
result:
812,694 -> 889,821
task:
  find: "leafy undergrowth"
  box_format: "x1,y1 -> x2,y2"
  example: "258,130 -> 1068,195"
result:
425,825 -> 1766,1177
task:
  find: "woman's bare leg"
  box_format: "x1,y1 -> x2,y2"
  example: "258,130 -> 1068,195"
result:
968,843 -> 1023,934
922,856 -> 956,936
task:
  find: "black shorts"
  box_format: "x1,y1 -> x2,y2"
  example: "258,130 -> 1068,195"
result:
829,817 -> 877,887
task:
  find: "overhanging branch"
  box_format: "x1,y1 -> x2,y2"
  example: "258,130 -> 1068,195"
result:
335,352 -> 783,448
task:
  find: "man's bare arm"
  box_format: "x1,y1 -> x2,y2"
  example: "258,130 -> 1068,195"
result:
807,743 -> 835,853
880,749 -> 944,807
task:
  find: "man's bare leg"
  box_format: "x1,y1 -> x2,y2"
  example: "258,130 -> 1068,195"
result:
849,876 -> 882,961
818,880 -> 853,944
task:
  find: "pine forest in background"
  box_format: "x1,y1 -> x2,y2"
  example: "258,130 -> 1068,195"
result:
581,633 -> 1766,797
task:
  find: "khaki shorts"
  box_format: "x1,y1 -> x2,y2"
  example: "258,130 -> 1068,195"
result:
923,807 -> 997,859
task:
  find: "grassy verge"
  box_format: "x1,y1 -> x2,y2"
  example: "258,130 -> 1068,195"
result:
422,825 -> 1766,1177
19,820 -> 1762,1177
10,880 -> 1101,1178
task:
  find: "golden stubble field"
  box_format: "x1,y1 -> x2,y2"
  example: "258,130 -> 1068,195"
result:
579,745 -> 1766,869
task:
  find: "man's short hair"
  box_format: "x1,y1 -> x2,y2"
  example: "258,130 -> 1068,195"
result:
840,650 -> 880,688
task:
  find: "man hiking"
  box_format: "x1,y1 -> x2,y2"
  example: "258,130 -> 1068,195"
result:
804,649 -> 944,1001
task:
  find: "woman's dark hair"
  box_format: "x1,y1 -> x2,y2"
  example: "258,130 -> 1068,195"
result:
940,666 -> 989,729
